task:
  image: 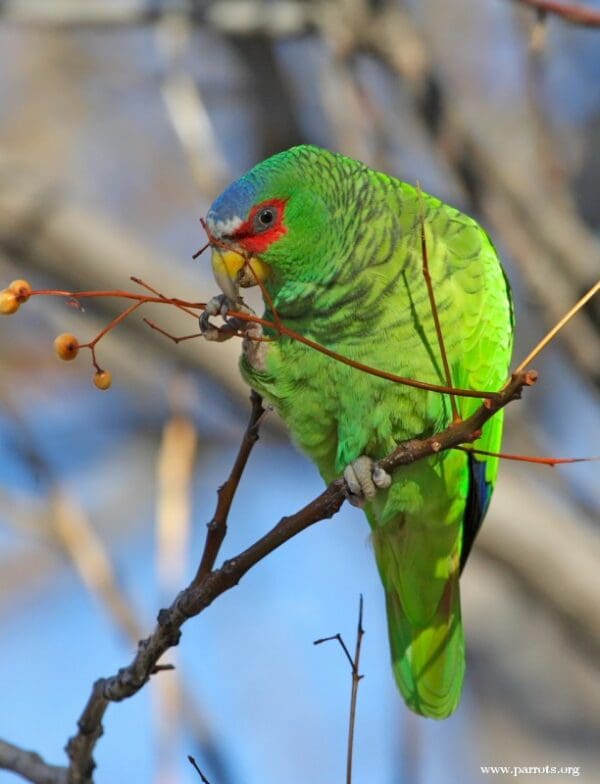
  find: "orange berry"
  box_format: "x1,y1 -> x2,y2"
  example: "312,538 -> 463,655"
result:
8,279 -> 32,302
0,290 -> 20,315
54,333 -> 80,361
93,370 -> 112,391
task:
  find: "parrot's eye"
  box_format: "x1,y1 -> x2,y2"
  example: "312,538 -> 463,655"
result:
253,206 -> 277,232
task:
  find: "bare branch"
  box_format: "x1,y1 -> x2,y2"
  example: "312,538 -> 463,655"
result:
0,739 -> 67,784
514,279 -> 600,373
315,596 -> 365,784
195,390 -> 266,581
347,596 -> 365,784
63,370 -> 533,782
188,755 -> 212,783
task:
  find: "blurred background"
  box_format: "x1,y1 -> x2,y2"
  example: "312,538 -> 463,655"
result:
0,1 -> 599,782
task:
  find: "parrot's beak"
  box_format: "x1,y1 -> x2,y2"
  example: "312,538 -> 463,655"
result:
211,249 -> 270,300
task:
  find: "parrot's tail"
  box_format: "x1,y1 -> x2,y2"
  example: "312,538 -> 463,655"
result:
384,573 -> 465,720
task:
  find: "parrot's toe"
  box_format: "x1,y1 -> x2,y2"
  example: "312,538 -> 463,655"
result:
343,456 -> 389,507
372,464 -> 392,489
200,294 -> 248,342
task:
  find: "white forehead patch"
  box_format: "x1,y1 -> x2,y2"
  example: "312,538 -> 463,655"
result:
206,214 -> 243,238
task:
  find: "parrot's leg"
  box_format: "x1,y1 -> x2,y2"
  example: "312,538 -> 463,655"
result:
343,456 -> 391,507
200,294 -> 251,342
242,320 -> 268,373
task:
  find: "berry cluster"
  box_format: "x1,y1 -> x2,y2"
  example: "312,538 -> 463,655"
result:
2,278 -> 112,391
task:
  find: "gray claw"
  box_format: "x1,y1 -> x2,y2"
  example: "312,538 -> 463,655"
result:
200,294 -> 243,342
343,456 -> 391,507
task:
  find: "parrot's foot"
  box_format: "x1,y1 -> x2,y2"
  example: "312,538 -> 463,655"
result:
343,456 -> 391,507
200,294 -> 251,343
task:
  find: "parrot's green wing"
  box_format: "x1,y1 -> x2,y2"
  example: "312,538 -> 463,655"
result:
369,224 -> 513,719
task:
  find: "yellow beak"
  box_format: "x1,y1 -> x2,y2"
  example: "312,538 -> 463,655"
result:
210,249 -> 271,299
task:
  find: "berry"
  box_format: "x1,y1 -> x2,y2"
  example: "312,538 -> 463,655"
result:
0,290 -> 20,315
54,333 -> 80,361
93,370 -> 112,390
8,279 -> 32,302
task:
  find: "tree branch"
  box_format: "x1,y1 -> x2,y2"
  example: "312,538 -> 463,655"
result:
0,739 -> 67,784
194,390 -> 266,581
63,370 -> 534,783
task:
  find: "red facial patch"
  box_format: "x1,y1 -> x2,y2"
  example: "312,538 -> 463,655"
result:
226,198 -> 288,255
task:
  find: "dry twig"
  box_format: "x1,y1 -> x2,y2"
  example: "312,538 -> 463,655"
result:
314,595 -> 365,784
188,754 -> 212,783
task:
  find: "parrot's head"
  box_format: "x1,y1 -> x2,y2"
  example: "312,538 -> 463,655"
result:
204,145 -> 365,302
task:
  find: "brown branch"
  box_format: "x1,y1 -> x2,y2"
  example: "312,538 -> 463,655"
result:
195,224 -> 502,402
0,739 -> 67,784
26,285 -> 503,400
194,390 -> 266,581
511,0 -> 600,27
225,308 -> 503,401
63,369 -> 534,783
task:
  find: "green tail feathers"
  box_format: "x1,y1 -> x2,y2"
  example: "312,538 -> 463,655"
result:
385,575 -> 465,719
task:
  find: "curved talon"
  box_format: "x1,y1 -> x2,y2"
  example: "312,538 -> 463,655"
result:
200,294 -> 248,342
343,456 -> 391,507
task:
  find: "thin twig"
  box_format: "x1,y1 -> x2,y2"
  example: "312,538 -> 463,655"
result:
130,276 -> 199,318
347,596 -> 364,784
188,755 -> 211,783
29,285 -> 500,399
314,634 -> 355,670
416,183 -> 459,421
195,390 -> 266,581
455,445 -> 599,466
29,288 -> 205,308
314,596 -> 365,784
513,279 -> 599,373
143,318 -> 204,344
226,308 -> 503,401
195,221 -> 501,400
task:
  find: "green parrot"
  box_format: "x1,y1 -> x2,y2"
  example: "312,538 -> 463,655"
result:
201,145 -> 514,719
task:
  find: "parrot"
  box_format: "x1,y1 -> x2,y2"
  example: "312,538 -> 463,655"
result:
200,145 -> 514,719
